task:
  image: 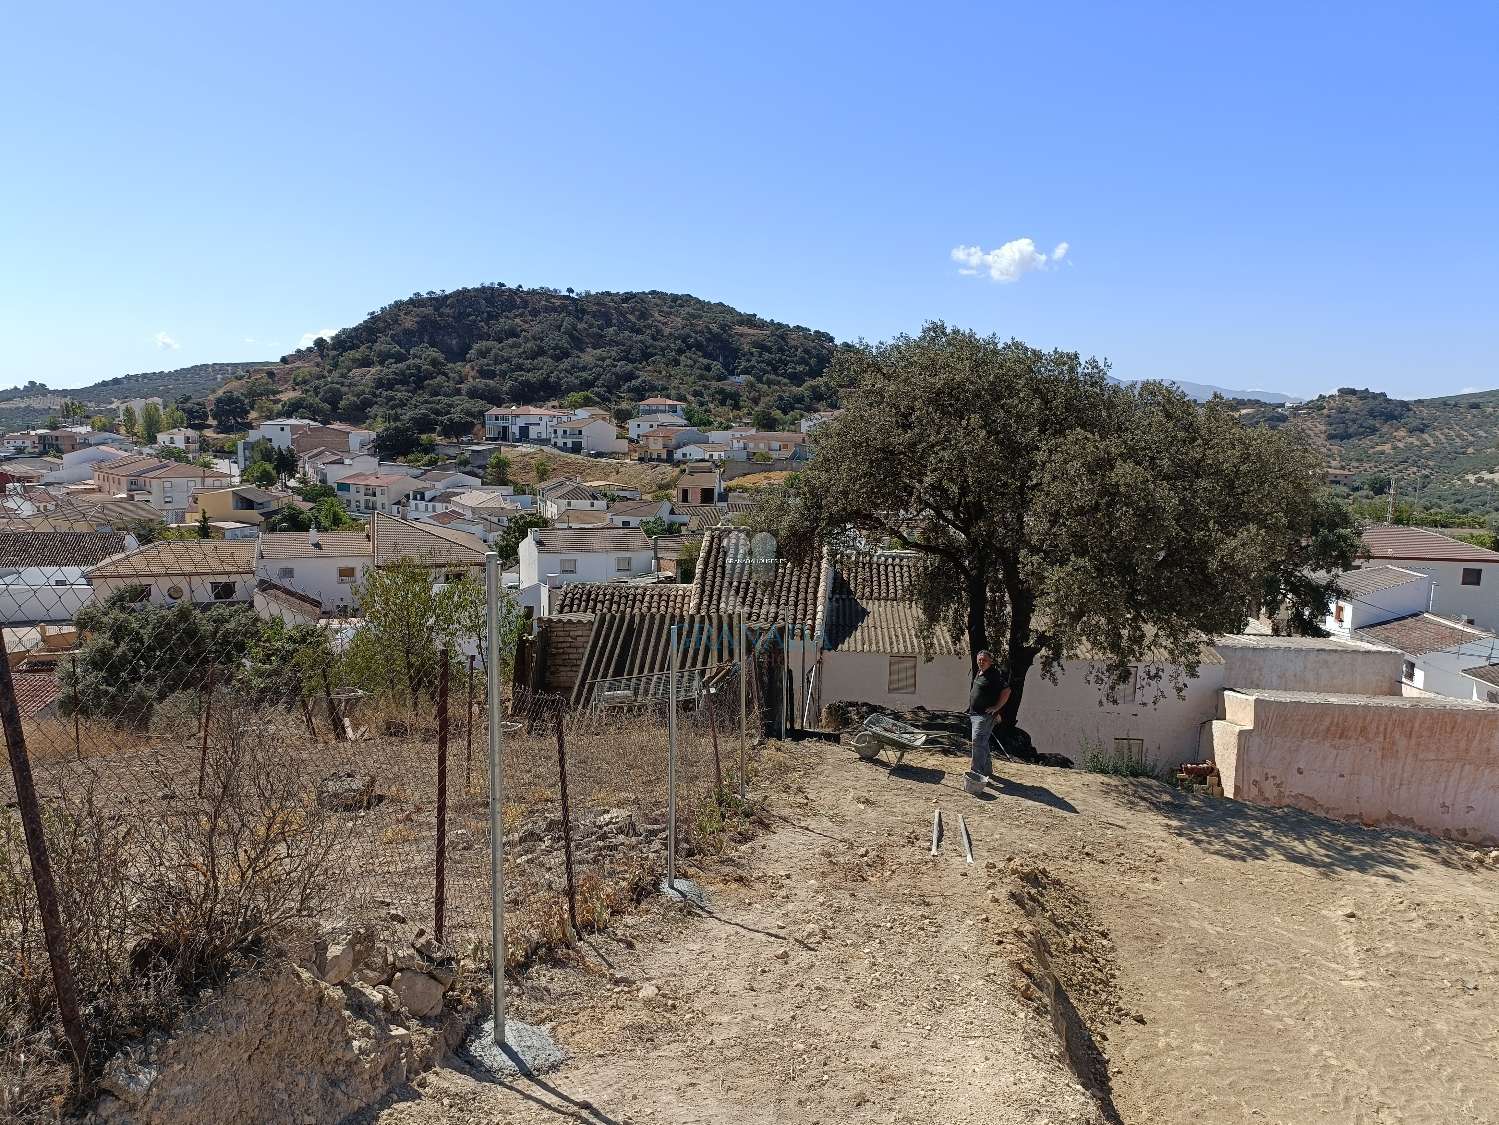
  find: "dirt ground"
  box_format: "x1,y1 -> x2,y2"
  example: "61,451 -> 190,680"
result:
362,738 -> 1499,1125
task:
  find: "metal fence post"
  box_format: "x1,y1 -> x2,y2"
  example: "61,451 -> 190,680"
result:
738,613 -> 747,802
666,623 -> 679,890
0,633 -> 88,1081
435,652 -> 449,945
485,551 -> 507,1040
197,663 -> 216,798
555,711 -> 578,938
465,654 -> 475,792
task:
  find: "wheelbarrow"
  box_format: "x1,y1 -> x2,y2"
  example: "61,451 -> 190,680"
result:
849,713 -> 934,767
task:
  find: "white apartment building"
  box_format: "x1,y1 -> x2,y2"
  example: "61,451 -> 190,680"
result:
336,472 -> 415,516
484,406 -> 569,443
157,428 -> 201,456
551,417 -> 627,455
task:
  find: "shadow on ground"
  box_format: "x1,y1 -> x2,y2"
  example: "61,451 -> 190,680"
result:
1108,778 -> 1479,880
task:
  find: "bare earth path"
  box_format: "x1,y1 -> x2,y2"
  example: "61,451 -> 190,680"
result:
366,740 -> 1499,1125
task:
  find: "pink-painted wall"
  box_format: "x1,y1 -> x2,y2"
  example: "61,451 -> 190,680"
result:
1208,689 -> 1499,844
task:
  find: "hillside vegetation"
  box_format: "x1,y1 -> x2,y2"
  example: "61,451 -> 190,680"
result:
230,286 -> 844,436
0,362 -> 264,429
1273,387 -> 1499,518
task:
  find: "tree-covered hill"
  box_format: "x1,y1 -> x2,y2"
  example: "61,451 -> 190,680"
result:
0,362 -> 265,429
1277,387 -> 1499,519
249,285 -> 846,436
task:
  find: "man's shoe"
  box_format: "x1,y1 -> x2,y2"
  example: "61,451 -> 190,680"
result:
963,771 -> 986,796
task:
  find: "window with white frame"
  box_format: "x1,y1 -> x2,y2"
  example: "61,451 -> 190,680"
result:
337,566 -> 356,584
559,558 -> 577,573
615,556 -> 633,572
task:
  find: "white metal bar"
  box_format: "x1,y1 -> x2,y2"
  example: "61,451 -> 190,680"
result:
958,814 -> 974,864
485,552 -> 506,1040
667,623 -> 679,889
738,613 -> 747,802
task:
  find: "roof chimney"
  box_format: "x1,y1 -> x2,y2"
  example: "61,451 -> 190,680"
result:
309,524 -> 320,549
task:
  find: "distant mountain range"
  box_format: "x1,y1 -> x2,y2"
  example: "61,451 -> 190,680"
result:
0,362 -> 266,428
1119,377 -> 1301,405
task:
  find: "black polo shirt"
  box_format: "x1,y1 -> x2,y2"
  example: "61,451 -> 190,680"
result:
968,665 -> 1007,715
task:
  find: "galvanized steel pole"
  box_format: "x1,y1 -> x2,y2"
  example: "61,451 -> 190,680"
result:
737,612 -> 747,802
667,623 -> 679,889
485,552 -> 507,1040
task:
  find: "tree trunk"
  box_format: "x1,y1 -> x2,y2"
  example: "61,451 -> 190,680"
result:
1000,593 -> 1037,728
964,569 -> 989,675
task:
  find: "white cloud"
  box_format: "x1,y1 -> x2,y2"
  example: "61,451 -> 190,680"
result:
298,327 -> 341,349
950,238 -> 1070,283
153,331 -> 179,350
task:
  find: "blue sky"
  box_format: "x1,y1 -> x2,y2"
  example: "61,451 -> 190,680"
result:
2,1 -> 1495,398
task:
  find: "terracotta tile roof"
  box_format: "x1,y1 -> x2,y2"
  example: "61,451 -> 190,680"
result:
369,513 -> 486,568
11,672 -> 61,719
258,531 -> 371,559
0,530 -> 130,570
1334,565 -> 1429,598
555,509 -> 611,527
609,500 -> 666,518
1355,612 -> 1492,656
823,553 -> 965,656
87,541 -> 256,580
690,528 -> 821,632
484,405 -> 568,416
1462,663 -> 1499,688
542,482 -> 605,503
639,397 -> 686,406
1361,525 -> 1499,563
254,578 -> 323,615
532,528 -> 652,552
339,472 -> 407,487
554,582 -> 693,617
671,503 -> 724,531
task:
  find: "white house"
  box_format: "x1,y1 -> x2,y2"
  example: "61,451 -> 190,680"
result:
256,529 -> 372,615
484,406 -> 569,443
40,445 -> 128,485
551,417 -> 626,456
235,418 -> 317,469
637,397 -> 686,419
537,480 -> 608,520
608,499 -> 671,528
1323,565 -> 1434,636
628,416 -> 694,441
157,428 -> 201,456
1355,612 -> 1499,698
676,442 -> 728,463
86,541 -> 257,607
1359,525 -> 1499,631
517,527 -> 656,598
0,529 -> 134,623
335,472 -> 416,516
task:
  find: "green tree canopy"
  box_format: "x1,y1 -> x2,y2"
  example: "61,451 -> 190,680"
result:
482,454 -> 511,486
211,391 -> 250,431
141,401 -> 162,443
493,512 -> 548,563
754,324 -> 1359,726
242,461 -> 278,488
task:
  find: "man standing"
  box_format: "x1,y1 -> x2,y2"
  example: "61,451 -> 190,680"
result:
965,650 -> 1010,796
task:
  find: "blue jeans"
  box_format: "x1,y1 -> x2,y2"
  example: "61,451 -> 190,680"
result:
969,713 -> 995,777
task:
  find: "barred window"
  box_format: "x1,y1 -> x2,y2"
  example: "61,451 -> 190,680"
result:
887,656 -> 917,694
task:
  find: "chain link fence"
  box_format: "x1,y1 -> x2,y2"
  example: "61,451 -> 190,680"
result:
0,547 -> 766,1120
